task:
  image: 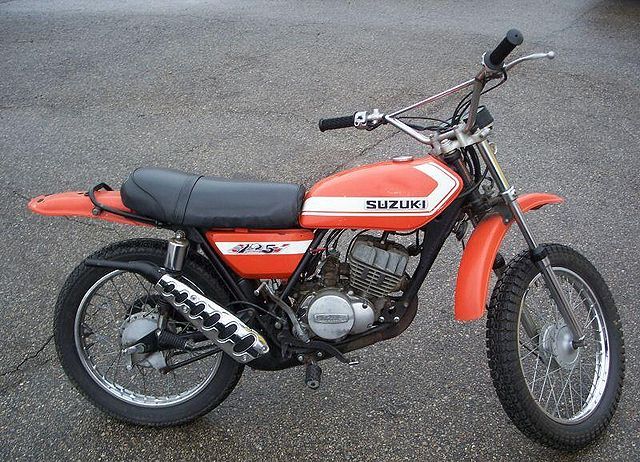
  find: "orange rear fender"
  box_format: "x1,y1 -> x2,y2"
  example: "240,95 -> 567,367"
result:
27,190 -> 148,227
454,193 -> 564,321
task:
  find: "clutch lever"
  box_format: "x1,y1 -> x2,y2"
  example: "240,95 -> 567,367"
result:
504,51 -> 555,71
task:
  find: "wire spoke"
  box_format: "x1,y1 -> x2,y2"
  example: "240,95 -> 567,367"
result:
584,312 -> 598,329
538,358 -> 554,401
75,269 -> 222,407
520,341 -> 542,361
553,360 -> 578,416
529,353 -> 542,393
109,278 -> 131,313
545,369 -> 560,414
132,273 -> 153,298
137,365 -> 148,396
91,293 -> 123,306
518,267 -> 609,423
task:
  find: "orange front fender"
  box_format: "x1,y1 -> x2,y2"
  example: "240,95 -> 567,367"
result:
28,190 -> 148,226
454,193 -> 563,321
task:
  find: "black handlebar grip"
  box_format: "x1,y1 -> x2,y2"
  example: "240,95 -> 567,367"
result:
484,29 -> 524,70
318,114 -> 356,132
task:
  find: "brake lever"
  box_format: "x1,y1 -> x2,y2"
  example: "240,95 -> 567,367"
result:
504,51 -> 555,71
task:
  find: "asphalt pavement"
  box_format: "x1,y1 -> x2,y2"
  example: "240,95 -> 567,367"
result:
1,0 -> 639,460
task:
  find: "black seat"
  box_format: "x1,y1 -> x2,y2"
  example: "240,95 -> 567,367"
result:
120,167 -> 305,229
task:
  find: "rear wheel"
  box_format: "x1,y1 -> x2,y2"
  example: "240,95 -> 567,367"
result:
54,238 -> 244,426
487,244 -> 624,450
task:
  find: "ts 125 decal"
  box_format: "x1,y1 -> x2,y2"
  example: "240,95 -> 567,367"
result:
230,243 -> 291,254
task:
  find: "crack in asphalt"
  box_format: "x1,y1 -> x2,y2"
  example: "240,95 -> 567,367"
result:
541,2 -> 600,38
1,188 -> 126,390
0,334 -> 54,383
334,129 -> 402,173
11,189 -> 31,201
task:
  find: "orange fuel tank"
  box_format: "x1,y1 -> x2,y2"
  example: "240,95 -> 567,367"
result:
300,156 -> 462,231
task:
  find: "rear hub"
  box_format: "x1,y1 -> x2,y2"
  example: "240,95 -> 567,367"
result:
120,312 -> 166,370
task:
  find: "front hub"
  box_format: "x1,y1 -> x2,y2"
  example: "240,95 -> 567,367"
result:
541,323 -> 579,369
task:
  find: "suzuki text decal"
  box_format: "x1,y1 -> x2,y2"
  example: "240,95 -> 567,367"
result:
301,161 -> 459,217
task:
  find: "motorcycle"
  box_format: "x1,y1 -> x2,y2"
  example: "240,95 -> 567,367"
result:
28,30 -> 624,450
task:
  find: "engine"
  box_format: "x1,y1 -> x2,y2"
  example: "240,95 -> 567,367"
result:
299,234 -> 410,341
348,236 -> 409,299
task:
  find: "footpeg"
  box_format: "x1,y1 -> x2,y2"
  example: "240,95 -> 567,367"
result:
305,362 -> 322,389
156,274 -> 269,363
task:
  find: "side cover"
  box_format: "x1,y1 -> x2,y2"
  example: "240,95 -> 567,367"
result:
300,157 -> 462,231
205,229 -> 314,279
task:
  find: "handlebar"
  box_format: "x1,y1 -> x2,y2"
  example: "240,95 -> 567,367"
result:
318,29 -> 554,141
484,29 -> 524,71
318,114 -> 355,132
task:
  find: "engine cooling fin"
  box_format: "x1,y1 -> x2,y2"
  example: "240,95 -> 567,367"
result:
348,238 -> 409,299
156,275 -> 269,363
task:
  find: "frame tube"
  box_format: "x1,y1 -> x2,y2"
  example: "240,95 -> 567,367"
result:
401,199 -> 463,304
196,229 -> 249,302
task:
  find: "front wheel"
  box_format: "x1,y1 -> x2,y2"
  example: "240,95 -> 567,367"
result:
487,244 -> 624,450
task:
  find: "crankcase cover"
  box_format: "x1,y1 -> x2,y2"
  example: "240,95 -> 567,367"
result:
306,290 -> 355,341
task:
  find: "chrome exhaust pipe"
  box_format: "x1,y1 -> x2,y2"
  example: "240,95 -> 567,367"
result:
156,274 -> 269,363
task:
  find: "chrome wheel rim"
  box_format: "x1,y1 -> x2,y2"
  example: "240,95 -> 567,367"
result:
517,267 -> 609,423
74,270 -> 222,407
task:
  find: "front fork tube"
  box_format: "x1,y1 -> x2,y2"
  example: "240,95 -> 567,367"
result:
476,141 -> 585,347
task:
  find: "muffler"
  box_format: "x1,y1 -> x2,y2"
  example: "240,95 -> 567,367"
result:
85,258 -> 269,363
156,275 -> 269,363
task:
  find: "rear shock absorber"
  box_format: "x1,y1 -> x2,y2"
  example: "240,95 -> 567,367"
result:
164,230 -> 189,272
